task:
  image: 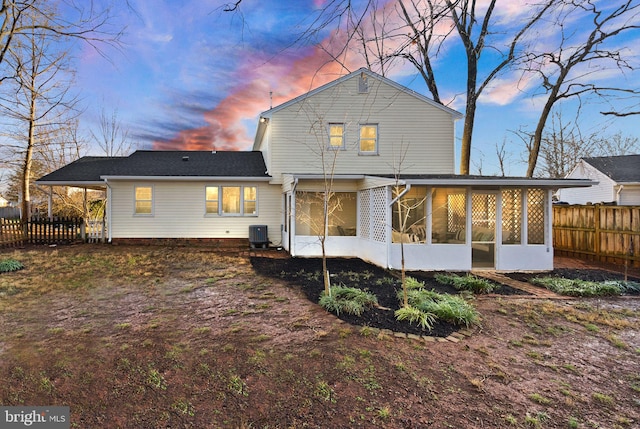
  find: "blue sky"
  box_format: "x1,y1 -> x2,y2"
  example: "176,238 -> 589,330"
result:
74,0 -> 640,176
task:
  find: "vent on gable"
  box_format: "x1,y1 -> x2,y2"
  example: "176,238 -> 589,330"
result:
182,156 -> 189,161
358,72 -> 369,93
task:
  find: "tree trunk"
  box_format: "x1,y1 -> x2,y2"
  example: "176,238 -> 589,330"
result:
459,94 -> 477,175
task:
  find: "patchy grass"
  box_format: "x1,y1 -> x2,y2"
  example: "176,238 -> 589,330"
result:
0,245 -> 639,428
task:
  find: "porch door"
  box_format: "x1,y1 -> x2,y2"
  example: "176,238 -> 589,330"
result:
471,192 -> 497,269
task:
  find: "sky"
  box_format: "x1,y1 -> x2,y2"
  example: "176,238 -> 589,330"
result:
73,0 -> 640,176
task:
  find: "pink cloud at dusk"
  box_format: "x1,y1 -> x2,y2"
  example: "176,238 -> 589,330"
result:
153,2 -> 398,152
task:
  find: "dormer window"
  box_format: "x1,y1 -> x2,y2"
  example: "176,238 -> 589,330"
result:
328,123 -> 345,149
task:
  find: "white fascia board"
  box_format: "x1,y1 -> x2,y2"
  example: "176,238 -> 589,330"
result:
401,178 -> 597,188
292,174 -> 367,180
34,180 -> 106,188
100,176 -> 272,182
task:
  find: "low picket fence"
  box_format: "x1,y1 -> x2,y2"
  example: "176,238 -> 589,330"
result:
0,217 -> 94,248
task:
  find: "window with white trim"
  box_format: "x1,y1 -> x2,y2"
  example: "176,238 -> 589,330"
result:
134,186 -> 153,215
359,124 -> 378,154
205,185 -> 258,216
328,123 -> 345,149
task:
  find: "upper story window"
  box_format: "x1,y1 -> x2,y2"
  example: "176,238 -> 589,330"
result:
134,186 -> 153,215
328,123 -> 345,149
359,124 -> 378,154
206,185 -> 258,216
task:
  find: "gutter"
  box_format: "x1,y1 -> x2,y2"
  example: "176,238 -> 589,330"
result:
100,176 -> 272,182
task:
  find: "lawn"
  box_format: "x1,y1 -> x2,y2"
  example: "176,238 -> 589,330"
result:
1,245 -> 639,428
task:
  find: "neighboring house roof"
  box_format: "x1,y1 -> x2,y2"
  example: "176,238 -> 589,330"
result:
582,154 -> 640,184
37,151 -> 270,185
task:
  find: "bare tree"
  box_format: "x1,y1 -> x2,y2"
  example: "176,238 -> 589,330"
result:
0,9 -> 79,220
91,105 -> 134,157
390,141 -> 428,307
1,0 -> 121,82
523,0 -> 640,177
495,139 -> 510,177
386,0 -> 555,174
516,111 -> 640,178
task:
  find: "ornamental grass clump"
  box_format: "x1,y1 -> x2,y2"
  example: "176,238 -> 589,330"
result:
530,277 -> 622,297
602,280 -> 640,295
319,285 -> 378,316
434,273 -> 496,294
395,306 -> 436,330
396,277 -> 480,328
0,259 -> 24,273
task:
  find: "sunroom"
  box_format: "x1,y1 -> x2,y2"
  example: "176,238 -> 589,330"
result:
284,175 -> 593,272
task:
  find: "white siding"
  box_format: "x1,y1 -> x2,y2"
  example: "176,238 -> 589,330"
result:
265,73 -> 456,183
557,161 -> 616,204
109,181 -> 282,243
619,185 -> 640,205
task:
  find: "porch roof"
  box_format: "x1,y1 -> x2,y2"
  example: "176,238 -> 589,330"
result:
384,174 -> 595,188
290,173 -> 595,189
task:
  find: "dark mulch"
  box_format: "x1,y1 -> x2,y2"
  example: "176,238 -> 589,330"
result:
251,257 -> 528,337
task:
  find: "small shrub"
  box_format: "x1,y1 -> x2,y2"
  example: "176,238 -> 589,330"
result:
395,306 -> 435,330
603,280 -> 640,295
531,277 -> 621,297
400,287 -> 480,328
319,285 -> 378,316
435,273 -> 496,294
405,276 -> 425,290
418,294 -> 479,328
0,259 -> 24,273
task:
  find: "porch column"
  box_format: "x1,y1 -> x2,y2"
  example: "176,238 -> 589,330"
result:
47,186 -> 53,218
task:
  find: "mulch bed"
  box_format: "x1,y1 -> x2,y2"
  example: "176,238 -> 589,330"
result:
251,257 -> 530,338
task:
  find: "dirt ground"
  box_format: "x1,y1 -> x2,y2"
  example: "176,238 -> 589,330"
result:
0,245 -> 639,428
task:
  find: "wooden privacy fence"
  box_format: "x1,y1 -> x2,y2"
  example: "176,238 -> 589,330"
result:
0,217 -> 88,248
553,204 -> 640,268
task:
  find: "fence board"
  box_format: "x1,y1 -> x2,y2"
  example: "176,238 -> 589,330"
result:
0,218 -> 25,248
553,204 -> 640,267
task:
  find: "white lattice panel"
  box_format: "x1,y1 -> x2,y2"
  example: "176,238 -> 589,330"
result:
359,190 -> 371,240
527,189 -> 545,244
371,187 -> 387,242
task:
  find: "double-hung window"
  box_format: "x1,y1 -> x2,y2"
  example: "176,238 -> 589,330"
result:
205,185 -> 258,216
328,123 -> 345,149
134,186 -> 153,215
359,124 -> 378,154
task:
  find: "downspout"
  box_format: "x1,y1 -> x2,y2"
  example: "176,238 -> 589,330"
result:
290,178 -> 298,256
616,184 -> 624,204
387,183 -> 410,270
104,178 -> 112,243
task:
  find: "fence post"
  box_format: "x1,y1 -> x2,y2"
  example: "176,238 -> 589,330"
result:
594,204 -> 600,261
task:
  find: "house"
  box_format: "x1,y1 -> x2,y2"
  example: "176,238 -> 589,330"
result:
556,155 -> 640,205
37,68 -> 593,271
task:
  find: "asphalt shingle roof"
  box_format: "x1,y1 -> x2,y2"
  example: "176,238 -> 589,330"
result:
37,151 -> 269,183
583,154 -> 640,183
